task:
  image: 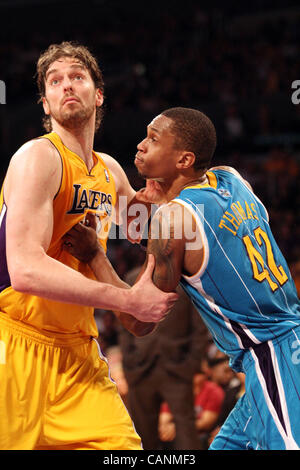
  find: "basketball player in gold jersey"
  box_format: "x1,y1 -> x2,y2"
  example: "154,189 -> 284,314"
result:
0,42 -> 178,450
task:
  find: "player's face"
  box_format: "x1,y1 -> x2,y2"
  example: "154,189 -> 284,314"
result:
135,115 -> 182,180
42,57 -> 103,129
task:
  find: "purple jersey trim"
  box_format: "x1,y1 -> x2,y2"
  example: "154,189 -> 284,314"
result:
0,204 -> 11,292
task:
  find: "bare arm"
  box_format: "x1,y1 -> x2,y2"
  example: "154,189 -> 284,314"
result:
4,140 -> 177,321
90,249 -> 157,336
62,216 -> 157,336
195,410 -> 219,432
135,203 -> 189,293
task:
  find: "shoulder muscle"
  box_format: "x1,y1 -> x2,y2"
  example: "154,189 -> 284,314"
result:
209,165 -> 253,191
4,138 -> 62,204
147,203 -> 186,291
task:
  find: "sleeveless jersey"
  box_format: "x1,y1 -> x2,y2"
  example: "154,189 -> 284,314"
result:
0,132 -> 117,337
174,169 -> 300,371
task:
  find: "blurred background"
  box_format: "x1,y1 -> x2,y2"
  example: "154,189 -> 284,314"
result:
1,0 -> 300,449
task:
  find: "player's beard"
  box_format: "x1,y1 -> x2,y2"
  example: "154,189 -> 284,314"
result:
52,102 -> 94,130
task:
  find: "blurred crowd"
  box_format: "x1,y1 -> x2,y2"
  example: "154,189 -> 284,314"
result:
1,2 -> 299,249
1,1 -> 300,449
1,2 -> 300,161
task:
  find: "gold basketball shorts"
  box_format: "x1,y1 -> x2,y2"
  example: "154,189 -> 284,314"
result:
0,314 -> 142,450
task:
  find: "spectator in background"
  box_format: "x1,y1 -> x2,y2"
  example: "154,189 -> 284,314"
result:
224,104 -> 245,144
291,261 -> 300,297
95,310 -> 119,354
204,355 -> 235,390
209,372 -> 246,448
105,345 -> 129,408
200,351 -> 246,448
159,365 -> 225,450
193,369 -> 225,436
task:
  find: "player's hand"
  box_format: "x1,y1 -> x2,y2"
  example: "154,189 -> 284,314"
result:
62,213 -> 100,263
125,180 -> 165,245
129,254 -> 178,322
135,179 -> 166,205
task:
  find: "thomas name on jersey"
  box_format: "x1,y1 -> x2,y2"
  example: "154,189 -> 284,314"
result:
67,183 -> 113,216
218,198 -> 259,236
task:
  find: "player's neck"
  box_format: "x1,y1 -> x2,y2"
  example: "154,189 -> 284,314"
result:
162,172 -> 208,203
51,120 -> 96,171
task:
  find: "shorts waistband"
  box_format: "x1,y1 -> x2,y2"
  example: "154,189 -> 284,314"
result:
0,314 -> 93,347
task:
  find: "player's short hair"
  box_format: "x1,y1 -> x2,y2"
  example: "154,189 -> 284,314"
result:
161,107 -> 217,170
36,41 -> 105,133
207,356 -> 229,368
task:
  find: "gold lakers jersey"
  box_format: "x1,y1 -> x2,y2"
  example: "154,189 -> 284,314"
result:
0,132 -> 117,337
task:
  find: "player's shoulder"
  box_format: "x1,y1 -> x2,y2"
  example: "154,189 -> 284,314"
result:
209,165 -> 253,191
12,137 -> 59,163
95,151 -> 119,170
5,137 -> 62,198
152,201 -> 193,232
9,138 -> 61,176
209,165 -> 241,177
95,151 -> 125,179
155,201 -> 185,217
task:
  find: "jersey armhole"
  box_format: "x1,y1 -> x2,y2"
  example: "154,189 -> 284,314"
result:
94,151 -> 118,199
171,198 -> 210,280
38,136 -> 63,200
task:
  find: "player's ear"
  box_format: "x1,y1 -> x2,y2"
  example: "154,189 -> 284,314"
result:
176,152 -> 195,170
42,96 -> 50,115
95,89 -> 104,107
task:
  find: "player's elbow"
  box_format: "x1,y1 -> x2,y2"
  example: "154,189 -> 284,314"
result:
9,264 -> 36,293
132,322 -> 157,337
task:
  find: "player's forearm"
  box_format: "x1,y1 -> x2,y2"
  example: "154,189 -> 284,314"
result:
88,250 -> 156,336
89,248 -> 129,288
9,251 -> 131,313
9,250 -> 176,324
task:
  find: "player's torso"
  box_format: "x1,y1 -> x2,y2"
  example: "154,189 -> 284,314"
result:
176,169 -> 300,368
0,132 -> 117,336
47,132 -> 116,256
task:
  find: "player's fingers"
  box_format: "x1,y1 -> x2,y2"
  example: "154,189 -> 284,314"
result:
62,234 -> 73,243
167,292 -> 179,306
62,240 -> 73,251
165,293 -> 179,313
63,225 -> 82,239
85,212 -> 97,230
72,223 -> 86,233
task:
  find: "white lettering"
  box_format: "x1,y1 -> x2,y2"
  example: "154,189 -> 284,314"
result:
103,454 -> 138,467
291,339 -> 300,364
0,80 -> 6,104
147,454 -> 196,465
291,80 -> 300,105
